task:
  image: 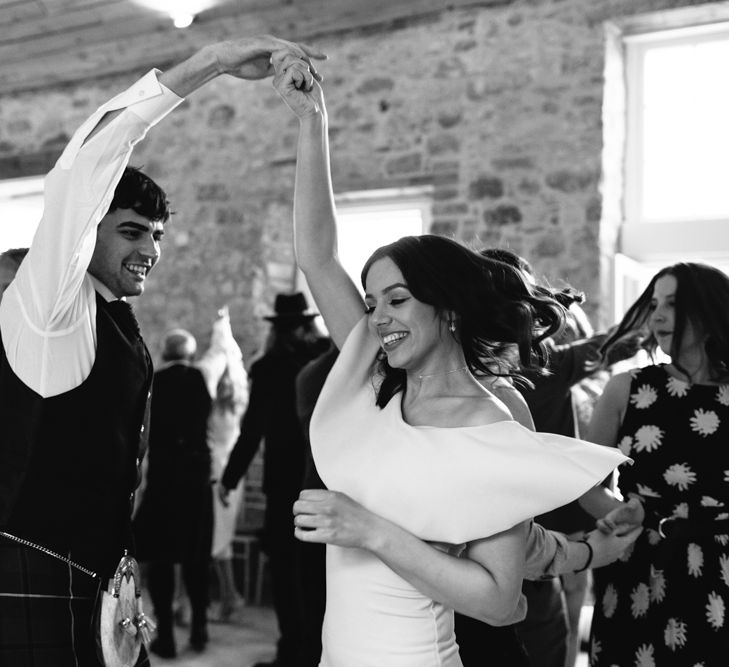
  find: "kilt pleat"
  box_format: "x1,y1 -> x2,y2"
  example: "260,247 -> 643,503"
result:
0,539 -> 101,666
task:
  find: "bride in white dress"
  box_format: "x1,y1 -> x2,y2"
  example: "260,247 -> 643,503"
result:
271,53 -> 629,667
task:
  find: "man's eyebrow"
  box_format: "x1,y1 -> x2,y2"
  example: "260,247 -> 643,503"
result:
364,282 -> 409,299
116,221 -> 151,232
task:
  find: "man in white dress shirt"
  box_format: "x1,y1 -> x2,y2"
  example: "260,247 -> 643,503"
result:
0,35 -> 323,666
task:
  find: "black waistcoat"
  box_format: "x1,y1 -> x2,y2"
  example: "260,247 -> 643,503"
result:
0,294 -> 152,578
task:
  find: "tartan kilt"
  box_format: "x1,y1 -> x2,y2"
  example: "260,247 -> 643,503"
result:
0,538 -> 149,666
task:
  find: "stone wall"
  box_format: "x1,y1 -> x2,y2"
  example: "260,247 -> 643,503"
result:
0,0 -> 709,357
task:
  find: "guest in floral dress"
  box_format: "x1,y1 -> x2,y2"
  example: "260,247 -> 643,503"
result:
580,262 -> 729,666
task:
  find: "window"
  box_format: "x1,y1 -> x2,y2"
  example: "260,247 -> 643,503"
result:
603,8 -> 729,321
621,20 -> 729,264
334,187 -> 431,288
0,176 -> 44,253
296,187 -> 431,311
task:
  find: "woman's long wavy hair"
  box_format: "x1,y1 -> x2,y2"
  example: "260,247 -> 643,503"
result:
600,262 -> 729,382
360,235 -> 567,407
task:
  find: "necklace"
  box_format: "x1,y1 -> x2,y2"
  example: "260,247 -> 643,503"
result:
417,365 -> 468,380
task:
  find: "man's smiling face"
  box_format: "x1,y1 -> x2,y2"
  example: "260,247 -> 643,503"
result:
88,208 -> 164,298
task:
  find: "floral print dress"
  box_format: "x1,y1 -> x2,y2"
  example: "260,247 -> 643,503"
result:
590,364 -> 729,667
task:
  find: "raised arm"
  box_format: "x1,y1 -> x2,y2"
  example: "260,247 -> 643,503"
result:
1,37 -> 324,398
273,55 -> 367,349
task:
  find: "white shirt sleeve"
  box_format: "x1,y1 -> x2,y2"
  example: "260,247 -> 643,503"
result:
0,70 -> 183,398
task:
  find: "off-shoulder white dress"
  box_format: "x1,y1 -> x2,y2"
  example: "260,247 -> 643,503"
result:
310,318 -> 628,667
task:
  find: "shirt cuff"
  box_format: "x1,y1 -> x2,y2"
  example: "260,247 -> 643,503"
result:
124,69 -> 184,126
58,69 -> 183,169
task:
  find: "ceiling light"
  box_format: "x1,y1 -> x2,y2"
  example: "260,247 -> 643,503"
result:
172,12 -> 194,28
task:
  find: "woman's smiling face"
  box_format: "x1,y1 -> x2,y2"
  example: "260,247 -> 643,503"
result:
363,256 -> 447,372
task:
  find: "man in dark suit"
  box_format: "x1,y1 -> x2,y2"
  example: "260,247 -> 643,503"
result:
219,292 -> 328,667
133,329 -> 213,657
0,37 -> 324,666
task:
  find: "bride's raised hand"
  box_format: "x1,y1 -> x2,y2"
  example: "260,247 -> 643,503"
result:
272,50 -> 326,120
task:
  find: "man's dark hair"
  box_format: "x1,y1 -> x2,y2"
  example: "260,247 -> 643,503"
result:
0,247 -> 29,266
108,166 -> 171,223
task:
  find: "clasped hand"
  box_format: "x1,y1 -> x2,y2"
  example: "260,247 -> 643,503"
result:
272,48 -> 326,118
208,34 -> 326,82
293,489 -> 379,549
596,496 -> 645,535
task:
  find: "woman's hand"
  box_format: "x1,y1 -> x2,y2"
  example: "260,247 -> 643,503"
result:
596,496 -> 645,535
585,524 -> 643,569
293,489 -> 381,549
272,51 -> 326,120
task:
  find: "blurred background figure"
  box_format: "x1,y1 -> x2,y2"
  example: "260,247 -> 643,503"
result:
134,328 -> 214,658
198,306 -> 250,622
294,340 -> 338,667
219,292 -> 328,667
0,247 -> 27,301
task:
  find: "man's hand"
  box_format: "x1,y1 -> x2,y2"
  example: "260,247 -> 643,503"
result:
161,35 -> 326,98
211,35 -> 326,81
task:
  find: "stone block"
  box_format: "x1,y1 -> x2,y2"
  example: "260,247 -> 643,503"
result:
385,153 -> 422,175
437,110 -> 463,129
208,104 -> 236,130
356,77 -> 395,95
430,220 -> 459,237
427,134 -> 460,156
483,204 -> 523,227
546,169 -> 595,193
468,175 -> 504,200
492,156 -> 535,170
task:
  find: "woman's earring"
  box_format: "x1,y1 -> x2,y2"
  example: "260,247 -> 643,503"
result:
448,319 -> 456,333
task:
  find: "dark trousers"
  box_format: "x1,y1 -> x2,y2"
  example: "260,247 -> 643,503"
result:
294,539 -> 326,667
516,579 -> 568,667
147,554 -> 210,642
455,613 -> 529,667
264,499 -> 302,665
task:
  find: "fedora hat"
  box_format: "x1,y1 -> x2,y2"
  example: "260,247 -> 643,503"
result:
263,292 -> 318,322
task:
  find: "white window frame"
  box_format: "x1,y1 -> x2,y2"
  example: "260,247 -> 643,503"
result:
622,20 -> 729,263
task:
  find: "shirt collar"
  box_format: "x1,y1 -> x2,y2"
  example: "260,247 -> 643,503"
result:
89,274 -> 124,303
